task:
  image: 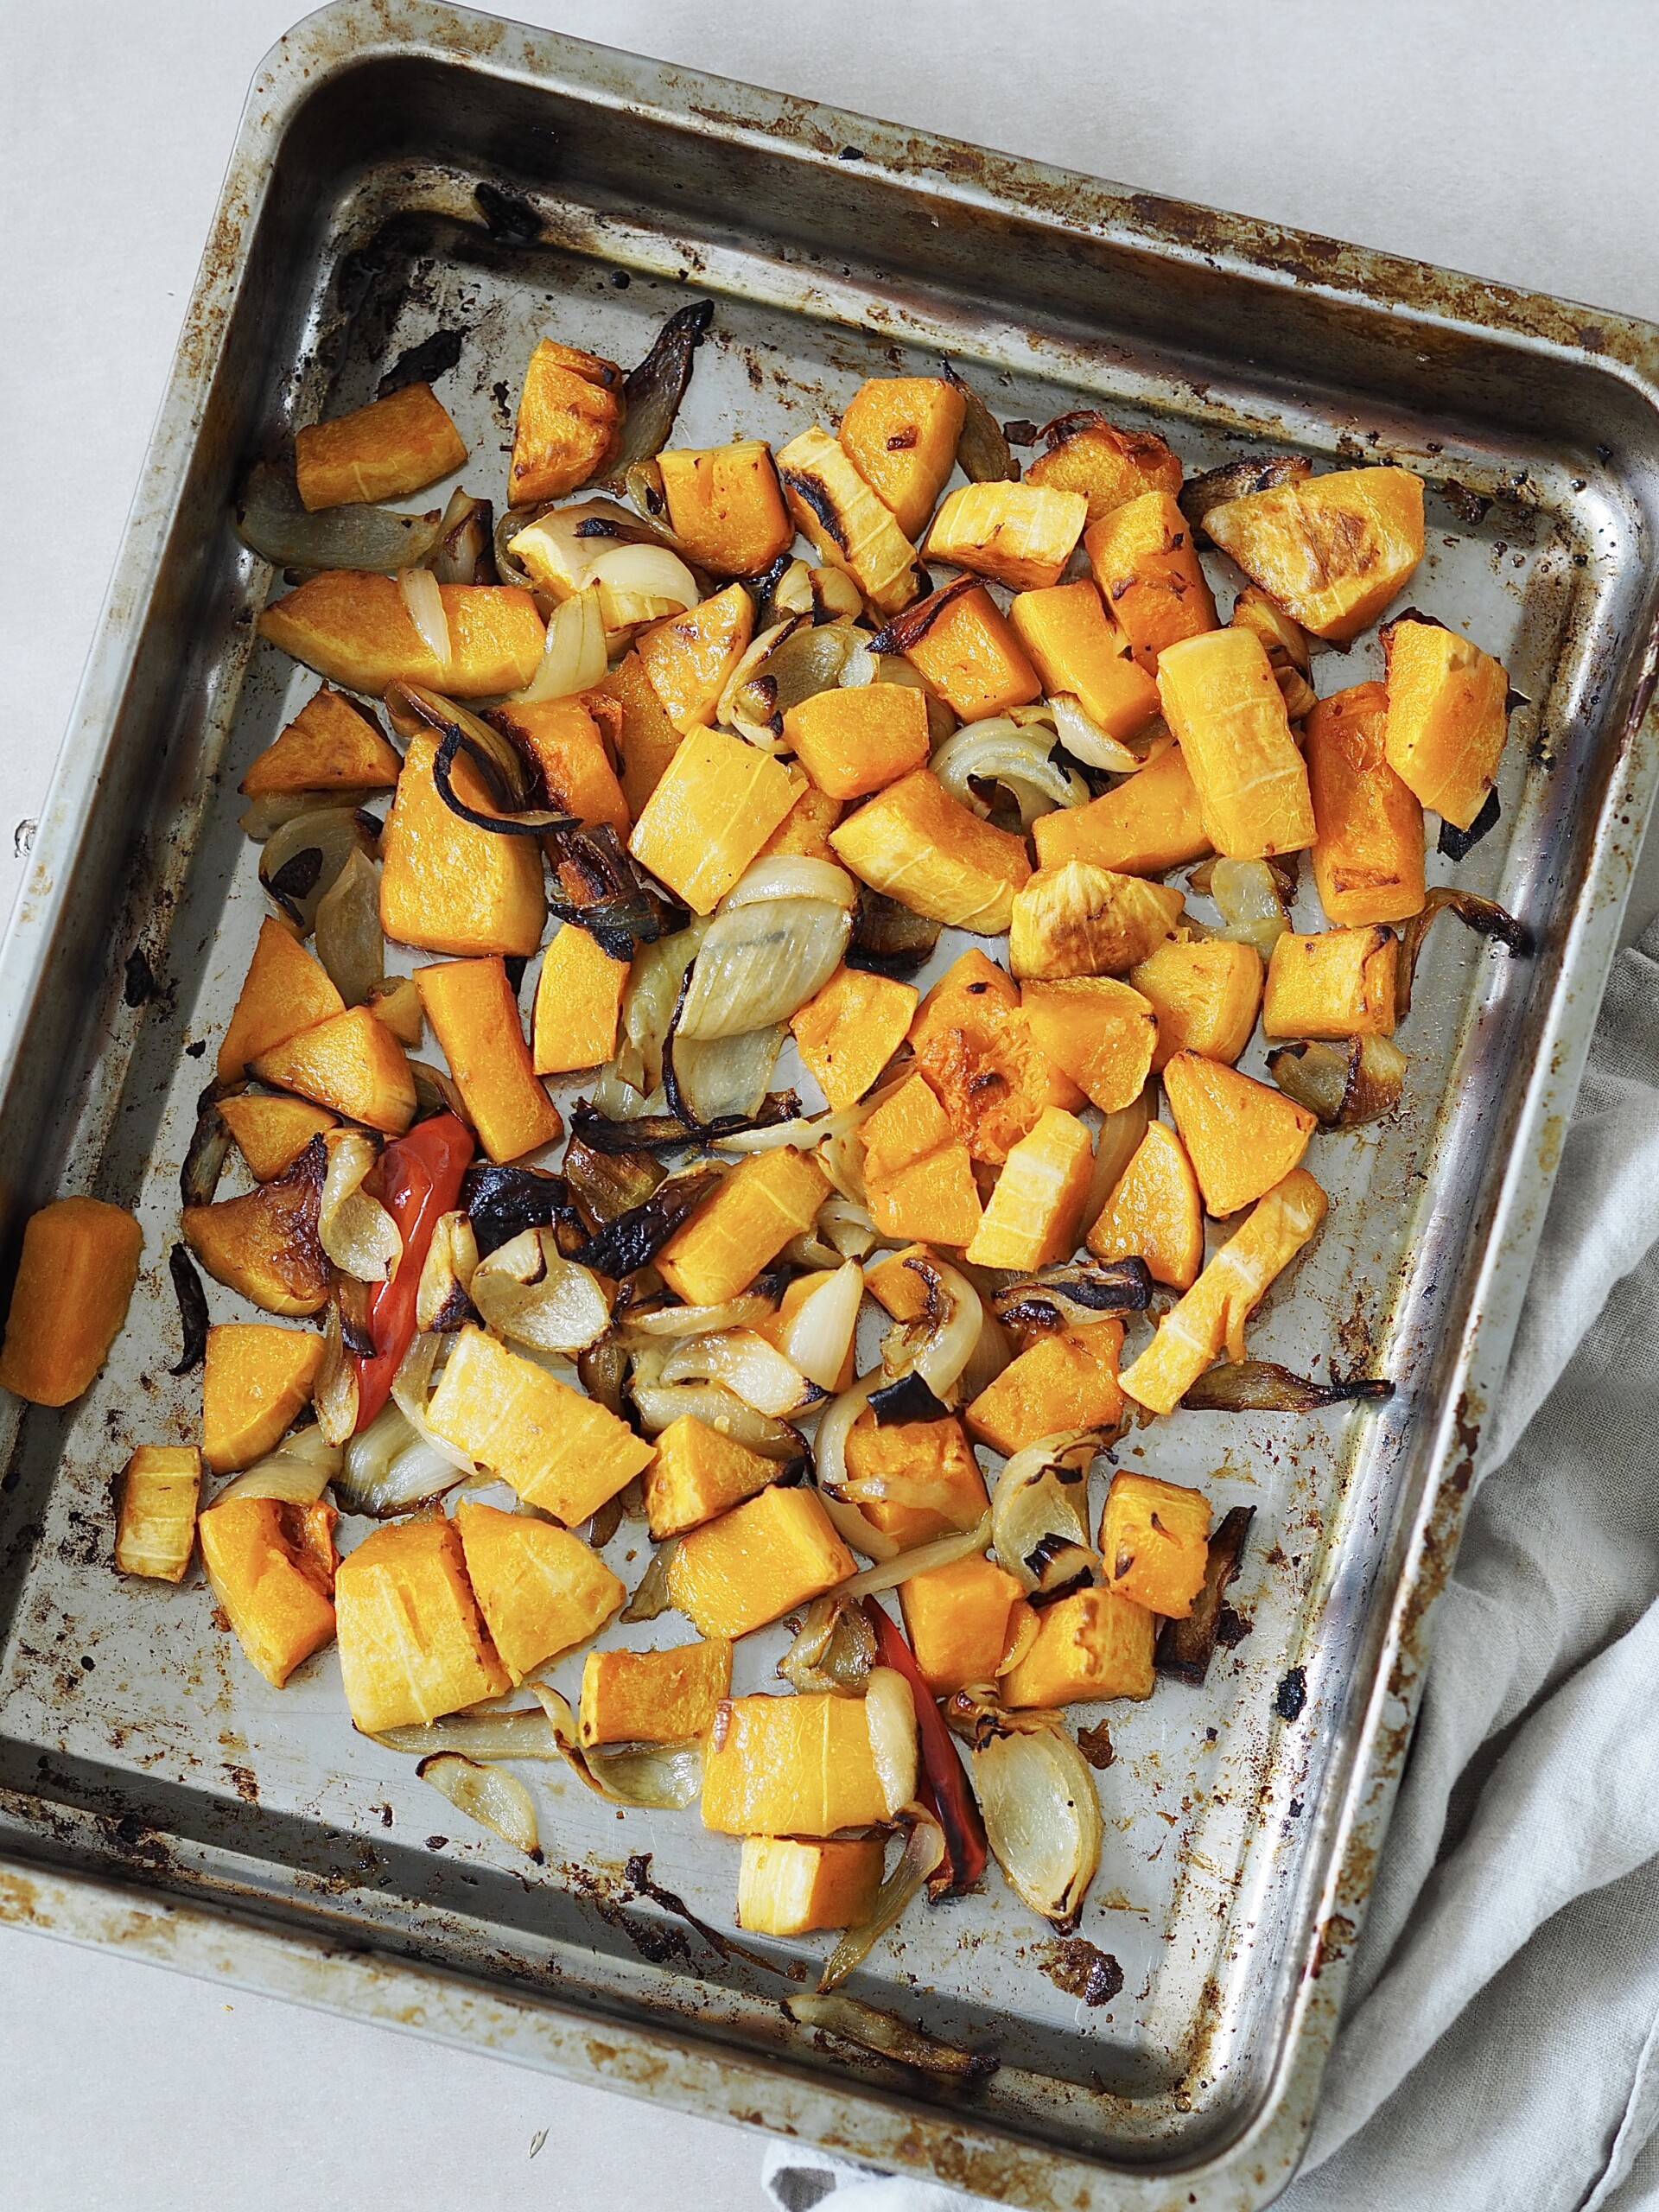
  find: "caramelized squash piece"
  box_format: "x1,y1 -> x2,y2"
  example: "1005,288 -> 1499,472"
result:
899,1553 -> 1025,1695
1020,976 -> 1158,1112
861,1083 -> 983,1245
219,918 -> 346,1083
488,695 -> 629,836
335,1513 -> 508,1731
0,1197 -> 143,1408
1306,681 -> 1426,926
202,1322 -> 325,1474
581,1637 -> 733,1747
966,1106 -> 1094,1270
1156,628 -> 1316,859
599,648 -> 684,819
250,1005 -> 416,1135
887,582 -> 1040,721
1000,1586 -> 1154,1707
830,769 -> 1031,934
702,1690 -> 893,1836
841,1410 -> 989,1551
532,924 -> 629,1075
182,1140 -> 329,1318
1086,1120 -> 1205,1290
965,1319 -> 1125,1458
1204,467 -> 1425,643
628,722 -> 802,912
1382,616 -> 1511,830
415,959 -> 561,1162
657,1150 -> 830,1306
1118,1167 -> 1328,1414
658,442 -> 792,575
774,424 -> 920,614
259,575 -> 545,698
666,1485 -> 855,1639
295,383 -> 466,511
509,338 -> 624,505
790,965 -> 917,1109
1263,927 -> 1398,1039
199,1495 -> 338,1689
909,949 -> 1071,1165
636,582 -> 756,736
1130,938 -> 1263,1071
1084,491 -> 1218,670
1033,742 -> 1211,877
1009,580 -> 1161,741
379,730 -> 546,957
839,375 -> 966,539
115,1446 -> 201,1582
1010,861 -> 1183,981
1101,1471 -> 1211,1618
923,481 -> 1088,591
859,1073 -> 955,1181
1162,1050 -> 1316,1217
239,690 -> 403,798
782,683 -> 930,802
737,1835 -> 886,1936
217,1094 -> 337,1181
759,783 -> 843,865
454,1499 -> 625,1684
1027,416 -> 1182,522
644,1414 -> 781,1541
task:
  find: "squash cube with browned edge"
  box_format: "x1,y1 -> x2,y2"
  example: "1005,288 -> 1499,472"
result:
1204,467 -> 1425,644
217,1095 -> 337,1182
1084,491 -> 1218,671
598,648 -> 684,820
658,442 -> 792,576
1008,580 -> 1161,742
1101,1471 -> 1213,1618
666,1485 -> 855,1639
967,1106 -> 1095,1271
427,1326 -> 653,1524
239,690 -> 404,800
532,925 -> 629,1076
1264,927 -> 1398,1040
259,575 -> 545,699
1020,977 -> 1158,1115
1131,939 -> 1263,1073
656,1149 -> 830,1307
1033,742 -> 1211,879
183,1141 -> 330,1319
880,579 -> 1040,722
379,730 -> 546,958
737,1835 -> 887,1935
203,1323 -> 325,1475
0,1197 -> 143,1408
487,695 -> 630,836
509,338 -> 624,506
295,382 -> 464,510
782,683 -> 930,802
414,958 -> 561,1163
251,1005 -> 416,1135
1163,1050 -> 1316,1218
580,1637 -> 733,1747
923,481 -> 1088,592
198,1495 -> 338,1689
760,783 -> 843,865
1382,615 -> 1511,831
839,376 -> 965,539
842,1412 -> 989,1553
899,1553 -> 1026,1696
1026,415 -> 1182,521
966,1321 -> 1126,1458
865,1139 -> 982,1249
1000,1586 -> 1155,1707
1306,681 -> 1426,926
1119,1166 -> 1328,1415
644,1414 -> 782,1540
454,1499 -> 625,1685
115,1446 -> 201,1583
1087,1121 -> 1205,1291
830,769 -> 1031,935
635,582 -> 756,737
1010,863 -> 1184,982
774,425 -> 920,615
1156,629 -> 1316,861
909,949 -> 1077,1166
702,1688 -> 901,1835
218,918 -> 346,1084
334,1513 -> 508,1732
790,967 -> 917,1110
628,721 -> 801,913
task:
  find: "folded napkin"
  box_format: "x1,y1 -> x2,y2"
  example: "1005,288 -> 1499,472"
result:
765,917 -> 1659,2212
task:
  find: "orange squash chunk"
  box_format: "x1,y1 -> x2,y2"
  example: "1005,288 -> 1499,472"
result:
838,376 -> 966,539
250,1005 -> 416,1135
1000,1586 -> 1154,1707
1306,681 -> 1426,925
182,1141 -> 329,1318
1157,628 -> 1315,859
414,958 -> 560,1162
909,949 -> 1070,1165
1033,742 -> 1211,877
1009,580 -> 1161,741
865,1141 -> 982,1248
1101,1471 -> 1211,1618
1263,927 -> 1398,1040
782,683 -> 930,801
863,1243 -> 934,1322
217,1094 -> 337,1180
636,582 -> 756,736
1020,976 -> 1158,1112
532,924 -> 629,1075
658,442 -> 792,575
965,1319 -> 1125,1457
454,1499 -> 625,1684
775,424 -> 920,614
0,1197 -> 143,1407
599,648 -> 684,819
830,769 -> 1031,933
899,1553 -> 1025,1695
335,1513 -> 508,1731
202,1322 -> 324,1474
1027,415 -> 1182,521
666,1485 -> 855,1639
658,1149 -> 830,1306
294,382 -> 466,510
1130,938 -> 1263,1071
487,696 -> 629,836
841,1412 -> 988,1551
114,1446 -> 201,1583
199,1496 -> 338,1689
860,1072 -> 954,1179
791,966 -> 917,1109
259,574 -> 543,698
239,690 -> 403,798
644,1414 -> 781,1540
1010,861 -> 1183,981
509,337 -> 624,505
1086,1120 -> 1205,1290
628,722 -> 802,912
1382,616 -> 1511,830
218,918 -> 345,1082
581,1637 -> 733,1747
923,482 -> 1088,591
1084,491 -> 1218,671
966,1106 -> 1094,1269
738,1835 -> 886,1935
1231,586 -> 1318,721
1163,1050 -> 1315,1217
1205,467 -> 1424,643
760,783 -> 843,864
379,730 -> 546,957
886,580 -> 1040,722
702,1690 -> 893,1836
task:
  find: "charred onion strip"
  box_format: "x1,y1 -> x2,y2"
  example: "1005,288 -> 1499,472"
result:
788,1992 -> 999,2082
1395,886 -> 1529,1016
569,1095 -> 802,1153
943,363 -> 1017,484
868,1371 -> 953,1426
548,822 -> 683,960
1439,785 -> 1502,860
1155,1505 -> 1255,1686
818,1811 -> 945,1993
989,1258 -> 1153,1334
1267,1036 -> 1407,1128
166,1244 -> 209,1376
1179,1362 -> 1394,1414
1179,454 -> 1312,544
596,300 -> 715,488
461,1162 -> 571,1259
180,1081 -> 241,1208
575,1167 -> 722,1277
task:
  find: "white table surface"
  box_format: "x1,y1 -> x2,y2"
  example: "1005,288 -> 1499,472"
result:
4,3 -> 1659,2205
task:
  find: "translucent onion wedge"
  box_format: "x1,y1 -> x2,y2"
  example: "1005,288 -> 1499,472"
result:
948,1693 -> 1102,1929
319,1129 -> 403,1283
1267,1035 -> 1407,1128
1195,855 -> 1290,959
589,542 -> 698,640
658,1329 -> 825,1418
391,1332 -> 476,1472
786,1992 -> 998,2081
828,1513 -> 993,1603
669,1023 -> 785,1127
259,807 -> 379,935
864,1664 -> 920,1817
721,618 -> 866,739
779,1258 -> 863,1390
722,856 -> 858,912
213,1422 -> 340,1505
677,895 -> 852,1042
337,1399 -> 464,1516
990,1431 -> 1101,1597
398,566 -> 452,672
814,1375 -> 899,1560
530,1682 -> 702,1808
235,461 -> 444,572
513,586 -> 607,702
629,1377 -> 804,1459
1081,1089 -> 1153,1234
314,1300 -> 360,1446
777,1593 -> 878,1696
415,1209 -> 480,1332
377,1708 -> 561,1758
878,1255 -> 983,1402
613,922 -> 706,1096
818,1810 -> 943,1993
1046,695 -> 1147,775
416,1752 -> 541,1858
624,1294 -> 777,1338
313,847 -> 385,1008
785,1194 -> 878,1270
620,1539 -> 679,1622
716,616 -> 804,740
931,717 -> 1089,827
469,1228 -> 612,1357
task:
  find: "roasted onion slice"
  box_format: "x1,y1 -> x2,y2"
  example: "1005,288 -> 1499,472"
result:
946,1689 -> 1102,1929
235,461 -> 445,572
1267,1036 -> 1407,1128
990,1431 -> 1100,1599
1395,886 -> 1529,1016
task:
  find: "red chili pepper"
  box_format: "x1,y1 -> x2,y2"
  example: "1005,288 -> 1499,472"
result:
862,1598 -> 988,1895
352,1114 -> 474,1431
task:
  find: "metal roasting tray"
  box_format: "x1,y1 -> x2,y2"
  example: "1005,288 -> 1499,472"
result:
3,4 -> 1659,2203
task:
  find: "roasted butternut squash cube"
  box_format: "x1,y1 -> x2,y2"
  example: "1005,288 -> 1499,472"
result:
1000,1586 -> 1155,1707
250,1005 -> 416,1135
198,1495 -> 337,1688
924,482 -> 1088,591
887,581 -> 1040,721
1118,1167 -> 1328,1414
334,1513 -> 507,1731
666,1485 -> 855,1638
379,730 -> 546,957
737,1834 -> 886,1934
487,695 -> 629,836
862,1243 -> 934,1321
365,975 -> 425,1049
259,574 -> 544,698
0,1197 -> 142,1408
628,721 -> 802,912
1033,742 -> 1211,878
775,424 -> 920,614
1205,467 -> 1425,643
1157,629 -> 1315,860
1086,1120 -> 1205,1290
1101,1472 -> 1212,1618
830,769 -> 1031,934
790,966 -> 917,1110
899,1553 -> 1024,1695
657,1150 -> 830,1306
1020,976 -> 1158,1113
1010,861 -> 1183,982
636,582 -> 756,737
760,783 -> 843,865
1382,616 -> 1511,830
425,1325 -> 655,1523
658,442 -> 792,575
414,958 -> 561,1162
1009,580 -> 1161,741
965,1320 -> 1125,1457
531,924 -> 629,1075
240,690 -> 403,798
1163,1050 -> 1316,1217
702,1689 -> 893,1835
842,1411 -> 988,1552
580,1637 -> 732,1746
865,1144 -> 982,1248
1084,491 -> 1218,671
839,375 -> 966,539
966,1106 -> 1094,1270
909,949 -> 1069,1165
1026,416 -> 1183,522
218,918 -> 345,1083
644,1414 -> 781,1540
1306,681 -> 1426,926
1263,927 -> 1398,1040
115,1446 -> 200,1582
295,383 -> 466,510
182,1142 -> 329,1318
509,338 -> 624,505
782,683 -> 930,802
454,1499 -> 625,1684
599,648 -> 684,819
217,1095 -> 337,1181
202,1323 -> 325,1474
860,1073 -> 955,1179
1130,938 -> 1263,1071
